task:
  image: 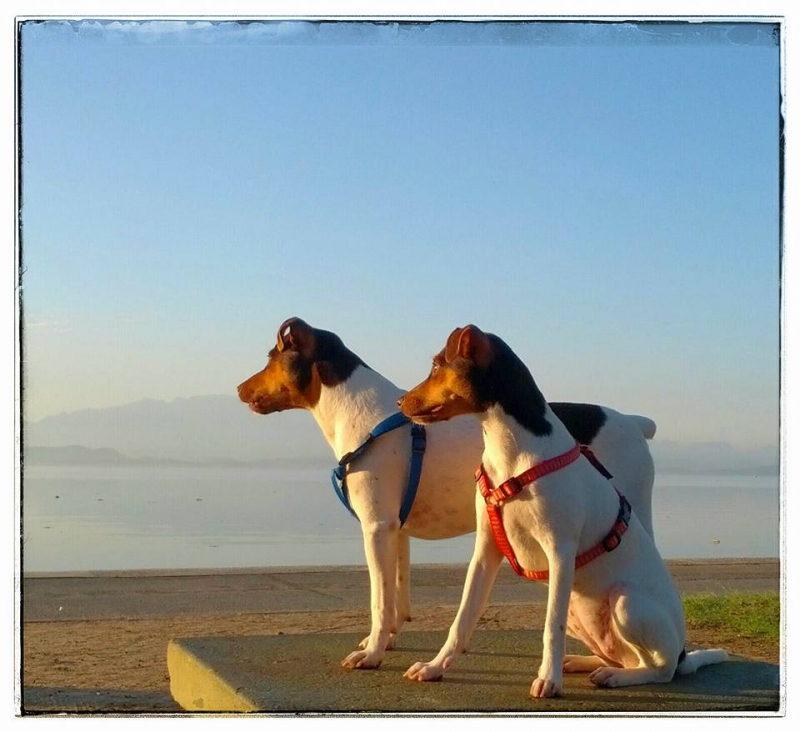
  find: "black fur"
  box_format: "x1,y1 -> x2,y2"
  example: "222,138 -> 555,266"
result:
474,334 -> 552,437
311,328 -> 370,386
549,402 -> 608,446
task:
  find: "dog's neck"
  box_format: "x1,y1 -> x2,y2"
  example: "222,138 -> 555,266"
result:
478,335 -> 553,437
310,364 -> 405,460
479,403 -> 576,486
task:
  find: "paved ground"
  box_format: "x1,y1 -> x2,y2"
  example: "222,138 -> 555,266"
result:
22,558 -> 780,622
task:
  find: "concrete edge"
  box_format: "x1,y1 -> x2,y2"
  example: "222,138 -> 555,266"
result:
167,638 -> 258,713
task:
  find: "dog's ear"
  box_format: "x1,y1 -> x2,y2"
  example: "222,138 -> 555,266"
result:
444,325 -> 492,368
277,317 -> 315,358
444,327 -> 466,363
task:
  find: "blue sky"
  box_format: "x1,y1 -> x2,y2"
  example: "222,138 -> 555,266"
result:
19,19 -> 781,449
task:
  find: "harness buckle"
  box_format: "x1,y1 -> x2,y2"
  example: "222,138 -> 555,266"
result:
500,476 -> 523,499
411,427 -> 427,453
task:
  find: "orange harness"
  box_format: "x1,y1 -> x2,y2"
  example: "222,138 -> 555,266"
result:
475,443 -> 632,582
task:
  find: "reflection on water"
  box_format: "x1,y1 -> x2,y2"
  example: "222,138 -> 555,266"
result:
21,465 -> 780,573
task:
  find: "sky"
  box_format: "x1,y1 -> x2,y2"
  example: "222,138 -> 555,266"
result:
18,18 -> 781,450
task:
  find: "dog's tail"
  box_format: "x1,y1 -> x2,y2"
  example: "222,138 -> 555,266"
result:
676,648 -> 729,676
627,414 -> 657,440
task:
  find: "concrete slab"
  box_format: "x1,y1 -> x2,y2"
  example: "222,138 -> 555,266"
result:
167,631 -> 781,714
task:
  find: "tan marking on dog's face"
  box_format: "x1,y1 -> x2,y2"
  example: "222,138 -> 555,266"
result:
399,325 -> 494,423
238,317 -> 367,415
237,345 -> 321,414
399,352 -> 480,424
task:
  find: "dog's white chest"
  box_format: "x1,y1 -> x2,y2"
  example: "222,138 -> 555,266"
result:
494,498 -> 551,570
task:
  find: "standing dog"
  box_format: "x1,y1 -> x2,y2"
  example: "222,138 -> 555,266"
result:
398,325 -> 727,696
238,317 -> 659,672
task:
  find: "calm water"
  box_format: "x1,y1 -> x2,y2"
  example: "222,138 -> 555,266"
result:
21,464 -> 780,573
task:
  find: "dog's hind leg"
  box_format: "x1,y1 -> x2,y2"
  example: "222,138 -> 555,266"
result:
588,585 -> 684,688
562,605 -> 614,673
395,531 -> 412,627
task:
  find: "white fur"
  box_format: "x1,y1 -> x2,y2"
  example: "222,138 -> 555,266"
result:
404,403 -> 727,696
307,365 -> 658,671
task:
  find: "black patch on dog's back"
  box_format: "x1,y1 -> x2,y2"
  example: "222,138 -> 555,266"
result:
475,335 -> 552,437
549,402 -> 608,445
312,328 -> 370,387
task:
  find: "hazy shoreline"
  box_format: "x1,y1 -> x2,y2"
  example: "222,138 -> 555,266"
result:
23,443 -> 779,475
21,556 -> 780,580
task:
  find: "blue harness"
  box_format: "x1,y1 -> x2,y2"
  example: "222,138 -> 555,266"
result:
330,412 -> 427,526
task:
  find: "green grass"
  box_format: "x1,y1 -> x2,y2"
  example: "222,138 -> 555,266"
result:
683,592 -> 780,643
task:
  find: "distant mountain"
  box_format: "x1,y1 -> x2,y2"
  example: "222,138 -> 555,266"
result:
24,395 -> 330,463
23,395 -> 780,475
23,444 -> 332,468
24,445 -> 193,467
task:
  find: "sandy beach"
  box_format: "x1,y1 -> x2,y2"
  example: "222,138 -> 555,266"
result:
19,559 -> 781,714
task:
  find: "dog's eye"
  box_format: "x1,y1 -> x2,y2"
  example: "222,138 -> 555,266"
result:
430,361 -> 439,374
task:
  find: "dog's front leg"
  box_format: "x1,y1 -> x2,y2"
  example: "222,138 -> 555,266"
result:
341,519 -> 399,670
358,530 -> 410,651
405,511 -> 503,682
531,545 -> 576,698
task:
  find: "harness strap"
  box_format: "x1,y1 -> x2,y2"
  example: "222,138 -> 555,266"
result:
479,443 -> 583,505
330,466 -> 359,520
476,444 -> 631,582
330,412 -> 427,527
580,446 -> 614,480
401,424 -> 427,525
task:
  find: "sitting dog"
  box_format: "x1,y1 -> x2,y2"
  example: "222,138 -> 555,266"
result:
238,317 -> 659,672
398,325 -> 727,696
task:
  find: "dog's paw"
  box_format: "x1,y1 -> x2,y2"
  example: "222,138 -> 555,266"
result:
530,676 -> 562,698
341,648 -> 384,670
589,666 -> 622,687
359,633 -> 397,651
403,659 -> 447,682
